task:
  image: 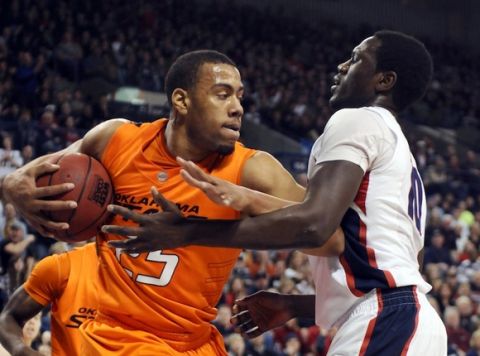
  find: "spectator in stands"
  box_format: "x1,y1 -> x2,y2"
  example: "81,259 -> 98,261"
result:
225,333 -> 246,356
467,329 -> 480,356
0,222 -> 35,295
445,306 -> 471,353
213,304 -> 235,337
424,229 -> 453,268
0,134 -> 23,178
55,30 -> 82,82
456,295 -> 478,334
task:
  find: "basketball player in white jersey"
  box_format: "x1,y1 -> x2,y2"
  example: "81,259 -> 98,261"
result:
91,30 -> 448,354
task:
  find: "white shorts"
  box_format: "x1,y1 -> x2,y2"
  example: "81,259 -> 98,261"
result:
327,286 -> 447,356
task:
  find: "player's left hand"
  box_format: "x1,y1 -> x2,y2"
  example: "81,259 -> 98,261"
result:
177,156 -> 250,211
103,187 -> 189,252
231,291 -> 296,338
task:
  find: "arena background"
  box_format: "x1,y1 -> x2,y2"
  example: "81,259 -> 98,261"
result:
0,0 -> 479,354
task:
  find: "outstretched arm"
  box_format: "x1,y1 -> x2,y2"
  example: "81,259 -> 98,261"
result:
0,287 -> 44,356
106,160 -> 362,252
178,157 -> 345,256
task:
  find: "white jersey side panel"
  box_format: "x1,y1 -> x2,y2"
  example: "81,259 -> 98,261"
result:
307,106 -> 430,328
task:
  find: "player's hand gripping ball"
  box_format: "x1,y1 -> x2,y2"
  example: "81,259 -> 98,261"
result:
36,153 -> 113,242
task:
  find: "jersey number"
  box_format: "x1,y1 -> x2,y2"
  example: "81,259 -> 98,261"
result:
408,167 -> 423,234
115,248 -> 179,286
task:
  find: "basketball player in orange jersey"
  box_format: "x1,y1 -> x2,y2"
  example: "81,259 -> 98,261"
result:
0,242 -> 98,356
0,50 -> 343,354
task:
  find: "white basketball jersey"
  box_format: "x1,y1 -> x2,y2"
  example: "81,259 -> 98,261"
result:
307,106 -> 430,328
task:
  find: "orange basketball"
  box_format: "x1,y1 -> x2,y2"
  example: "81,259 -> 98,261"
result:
36,153 -> 113,242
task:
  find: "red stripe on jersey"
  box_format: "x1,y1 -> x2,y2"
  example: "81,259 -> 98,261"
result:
400,287 -> 420,356
384,270 -> 397,288
354,172 -> 370,214
339,254 -> 364,297
359,290 -> 384,356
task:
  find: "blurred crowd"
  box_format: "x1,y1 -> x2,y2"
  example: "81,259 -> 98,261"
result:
1,0 -> 480,355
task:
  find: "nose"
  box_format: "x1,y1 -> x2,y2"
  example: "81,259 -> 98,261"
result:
229,97 -> 244,118
337,60 -> 350,73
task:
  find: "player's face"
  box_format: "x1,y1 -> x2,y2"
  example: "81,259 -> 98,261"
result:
187,63 -> 244,155
329,36 -> 381,111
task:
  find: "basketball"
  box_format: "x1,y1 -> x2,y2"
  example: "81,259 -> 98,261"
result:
36,153 -> 114,242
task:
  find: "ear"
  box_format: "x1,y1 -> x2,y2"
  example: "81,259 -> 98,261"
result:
171,88 -> 190,116
375,71 -> 397,93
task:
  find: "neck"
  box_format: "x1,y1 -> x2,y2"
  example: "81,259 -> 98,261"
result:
164,119 -> 210,162
371,97 -> 397,117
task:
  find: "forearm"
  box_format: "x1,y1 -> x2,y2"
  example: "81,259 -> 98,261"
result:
0,314 -> 31,355
243,188 -> 298,215
286,294 -> 316,319
187,202 -> 333,250
0,288 -> 44,355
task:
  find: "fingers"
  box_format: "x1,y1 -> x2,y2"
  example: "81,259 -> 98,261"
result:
177,157 -> 216,184
33,183 -> 75,199
31,162 -> 61,177
231,309 -> 263,339
25,213 -> 70,233
108,236 -> 151,253
106,204 -> 149,224
151,187 -> 178,213
179,169 -> 208,191
31,199 -> 77,211
102,224 -> 142,237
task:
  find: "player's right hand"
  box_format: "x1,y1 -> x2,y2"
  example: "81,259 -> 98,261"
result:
2,162 -> 76,237
231,291 -> 296,338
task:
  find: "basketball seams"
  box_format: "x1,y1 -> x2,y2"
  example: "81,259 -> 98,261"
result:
43,154 -> 65,221
64,156 -> 93,240
71,201 -> 112,239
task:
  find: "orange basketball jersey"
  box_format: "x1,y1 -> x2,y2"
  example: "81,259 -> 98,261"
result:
23,243 -> 98,356
86,119 -> 256,351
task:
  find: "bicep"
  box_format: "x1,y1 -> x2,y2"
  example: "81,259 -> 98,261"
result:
303,160 -> 364,237
241,152 -> 305,201
79,118 -> 130,160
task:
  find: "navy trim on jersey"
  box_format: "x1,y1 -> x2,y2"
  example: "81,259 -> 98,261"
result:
340,208 -> 395,295
361,286 -> 419,356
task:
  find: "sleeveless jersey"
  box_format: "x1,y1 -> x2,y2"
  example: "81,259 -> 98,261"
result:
23,243 -> 98,356
307,107 -> 430,328
94,119 -> 256,348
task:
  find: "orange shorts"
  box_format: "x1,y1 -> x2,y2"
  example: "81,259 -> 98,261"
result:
79,320 -> 227,355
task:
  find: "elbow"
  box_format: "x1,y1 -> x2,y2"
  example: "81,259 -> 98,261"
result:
297,213 -> 336,248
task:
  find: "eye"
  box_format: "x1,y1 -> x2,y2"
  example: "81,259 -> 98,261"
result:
350,54 -> 358,63
217,93 -> 229,100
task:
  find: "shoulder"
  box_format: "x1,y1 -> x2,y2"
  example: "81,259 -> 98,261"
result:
326,108 -> 386,134
241,151 -> 304,200
81,118 -> 132,160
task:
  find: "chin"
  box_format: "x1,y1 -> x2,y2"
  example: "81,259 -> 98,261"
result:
216,144 -> 235,156
329,97 -> 342,112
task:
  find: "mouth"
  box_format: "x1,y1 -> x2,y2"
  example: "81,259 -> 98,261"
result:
222,124 -> 240,140
331,75 -> 341,94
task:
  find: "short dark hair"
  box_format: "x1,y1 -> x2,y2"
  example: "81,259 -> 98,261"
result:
164,50 -> 236,107
373,30 -> 433,112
